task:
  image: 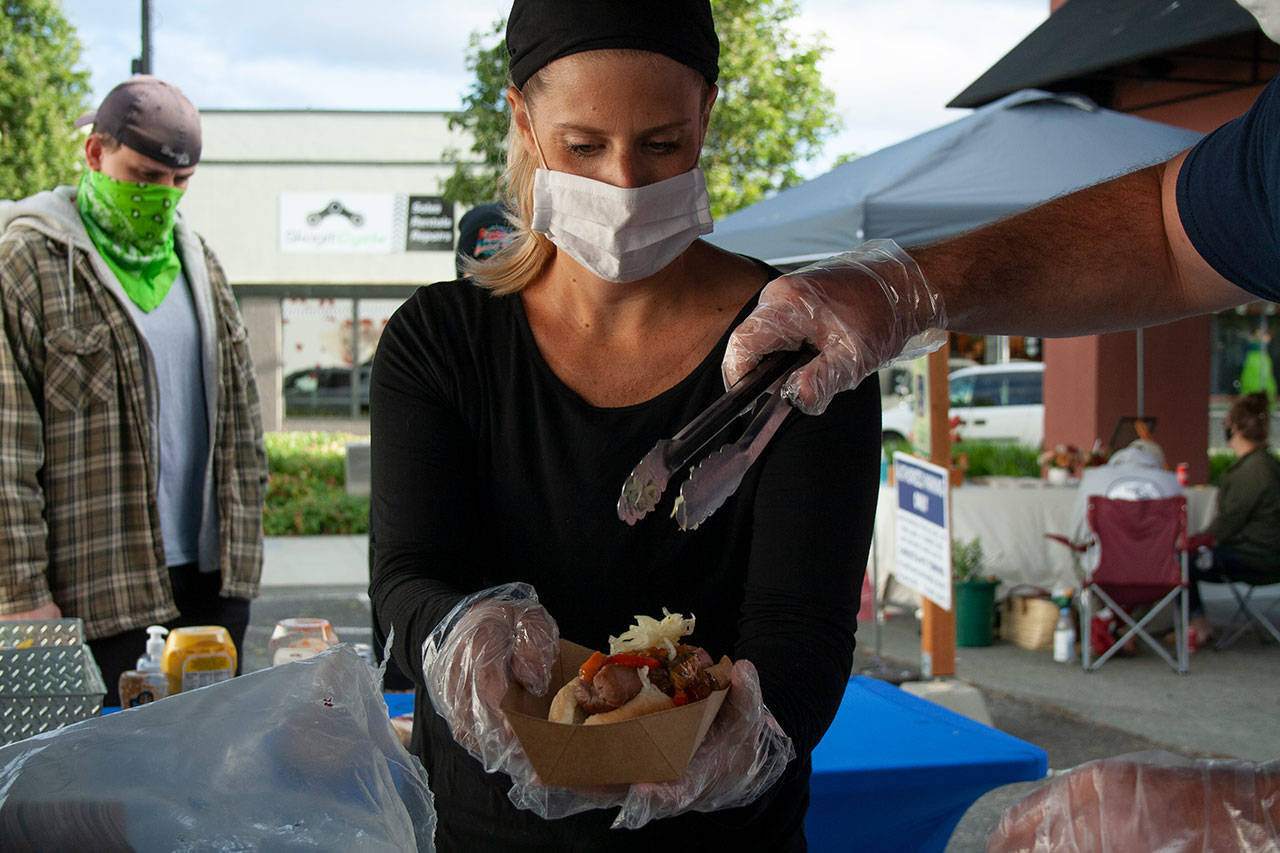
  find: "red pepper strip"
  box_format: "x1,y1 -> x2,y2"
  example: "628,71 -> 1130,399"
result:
578,651 -> 608,683
672,689 -> 689,707
605,653 -> 661,670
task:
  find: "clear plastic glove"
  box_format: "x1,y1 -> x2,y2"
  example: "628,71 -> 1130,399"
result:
987,751 -> 1280,853
421,582 -> 559,774
610,659 -> 795,830
723,239 -> 948,416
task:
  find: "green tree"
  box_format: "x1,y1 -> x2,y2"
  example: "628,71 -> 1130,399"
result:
0,0 -> 91,200
440,18 -> 509,205
441,0 -> 841,218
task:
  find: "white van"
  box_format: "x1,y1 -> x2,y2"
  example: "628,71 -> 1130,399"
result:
881,362 -> 1044,447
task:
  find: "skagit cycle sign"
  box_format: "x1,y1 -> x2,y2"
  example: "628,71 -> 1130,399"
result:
278,192 -> 454,254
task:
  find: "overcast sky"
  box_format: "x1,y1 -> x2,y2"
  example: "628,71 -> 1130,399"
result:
59,0 -> 1048,175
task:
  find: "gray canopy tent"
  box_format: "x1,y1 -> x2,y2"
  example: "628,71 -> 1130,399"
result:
706,89 -> 1203,265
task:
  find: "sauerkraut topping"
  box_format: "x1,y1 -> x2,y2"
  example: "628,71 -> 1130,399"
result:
608,609 -> 696,659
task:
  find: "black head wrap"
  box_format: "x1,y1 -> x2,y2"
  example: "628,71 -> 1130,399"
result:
506,0 -> 719,90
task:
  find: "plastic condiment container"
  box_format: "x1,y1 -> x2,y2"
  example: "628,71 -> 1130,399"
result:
163,625 -> 237,694
268,617 -> 339,666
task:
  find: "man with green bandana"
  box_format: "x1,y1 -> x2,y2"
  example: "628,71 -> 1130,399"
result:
0,76 -> 268,705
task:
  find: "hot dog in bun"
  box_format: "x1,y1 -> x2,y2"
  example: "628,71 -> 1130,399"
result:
548,610 -> 731,725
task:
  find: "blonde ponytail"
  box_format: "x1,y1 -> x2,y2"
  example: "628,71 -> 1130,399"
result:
462,81 -> 554,294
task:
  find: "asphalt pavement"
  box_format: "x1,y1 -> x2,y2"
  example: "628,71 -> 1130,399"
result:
251,534 -> 1280,851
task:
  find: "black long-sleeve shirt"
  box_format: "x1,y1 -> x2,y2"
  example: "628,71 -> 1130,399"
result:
369,276 -> 880,851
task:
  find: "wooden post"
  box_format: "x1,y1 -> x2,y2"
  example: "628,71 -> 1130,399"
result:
920,346 -> 956,678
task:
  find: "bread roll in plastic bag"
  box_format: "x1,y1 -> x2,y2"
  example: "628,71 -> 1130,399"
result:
0,645 -> 436,851
988,751 -> 1280,853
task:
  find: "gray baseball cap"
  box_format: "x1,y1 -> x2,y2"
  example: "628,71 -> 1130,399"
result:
75,75 -> 202,168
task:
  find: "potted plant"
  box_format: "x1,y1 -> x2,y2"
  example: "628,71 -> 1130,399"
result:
1038,444 -> 1080,485
1038,441 -> 1108,484
953,536 -> 999,647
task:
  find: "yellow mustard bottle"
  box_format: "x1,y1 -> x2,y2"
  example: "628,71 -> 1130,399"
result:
163,625 -> 237,694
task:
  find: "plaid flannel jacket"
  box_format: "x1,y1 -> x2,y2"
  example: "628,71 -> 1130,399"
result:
0,194 -> 267,639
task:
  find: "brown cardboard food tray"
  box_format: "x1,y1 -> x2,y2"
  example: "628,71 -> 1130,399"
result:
501,639 -> 729,786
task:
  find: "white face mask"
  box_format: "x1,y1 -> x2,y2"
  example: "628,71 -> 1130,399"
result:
531,166 -> 714,282
523,105 -> 713,282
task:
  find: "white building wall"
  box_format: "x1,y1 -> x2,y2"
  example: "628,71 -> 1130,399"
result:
181,110 -> 473,285
177,109 -> 480,429
185,162 -> 459,283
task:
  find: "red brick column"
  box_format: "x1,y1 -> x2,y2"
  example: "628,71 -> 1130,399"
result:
1043,316 -> 1211,483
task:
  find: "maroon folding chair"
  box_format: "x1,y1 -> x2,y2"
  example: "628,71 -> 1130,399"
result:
1080,495 -> 1190,673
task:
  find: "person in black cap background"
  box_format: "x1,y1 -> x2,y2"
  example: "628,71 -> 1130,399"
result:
455,201 -> 517,278
0,76 -> 268,705
370,1 -> 879,848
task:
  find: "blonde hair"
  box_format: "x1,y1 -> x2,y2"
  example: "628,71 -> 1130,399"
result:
462,74 -> 554,294
464,51 -> 711,294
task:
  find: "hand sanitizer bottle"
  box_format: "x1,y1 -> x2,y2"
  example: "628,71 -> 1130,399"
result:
118,625 -> 170,708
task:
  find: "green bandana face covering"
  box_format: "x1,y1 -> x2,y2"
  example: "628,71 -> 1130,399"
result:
77,169 -> 185,312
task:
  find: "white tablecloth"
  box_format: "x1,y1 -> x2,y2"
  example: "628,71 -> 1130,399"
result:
870,481 -> 1218,600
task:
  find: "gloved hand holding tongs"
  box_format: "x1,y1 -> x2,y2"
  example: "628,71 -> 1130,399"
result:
616,346 -> 816,531
722,240 -> 949,416
619,243 -> 950,530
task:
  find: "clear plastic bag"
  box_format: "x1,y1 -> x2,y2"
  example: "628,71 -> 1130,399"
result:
0,645 -> 436,851
420,582 -> 794,830
988,751 -> 1280,852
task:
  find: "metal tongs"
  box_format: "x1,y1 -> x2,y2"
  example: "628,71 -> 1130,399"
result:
617,347 -> 814,531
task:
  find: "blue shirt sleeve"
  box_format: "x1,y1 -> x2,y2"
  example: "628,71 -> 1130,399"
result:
1175,75 -> 1280,302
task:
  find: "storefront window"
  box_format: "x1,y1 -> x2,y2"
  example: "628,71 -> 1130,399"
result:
1211,305 -> 1278,399
281,297 -> 405,417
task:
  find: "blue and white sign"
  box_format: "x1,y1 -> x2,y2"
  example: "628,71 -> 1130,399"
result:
892,452 -> 952,610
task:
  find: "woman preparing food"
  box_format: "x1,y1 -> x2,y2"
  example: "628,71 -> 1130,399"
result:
369,1 -> 881,848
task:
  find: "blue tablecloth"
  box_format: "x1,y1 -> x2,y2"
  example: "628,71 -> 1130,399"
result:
384,691 -> 414,719
806,676 -> 1047,852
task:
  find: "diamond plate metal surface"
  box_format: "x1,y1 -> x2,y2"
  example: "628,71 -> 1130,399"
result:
0,619 -> 105,745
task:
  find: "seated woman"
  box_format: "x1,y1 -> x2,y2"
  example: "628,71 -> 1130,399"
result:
1189,392 -> 1280,645
368,1 -> 880,849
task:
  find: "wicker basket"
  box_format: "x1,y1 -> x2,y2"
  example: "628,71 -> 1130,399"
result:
1001,588 -> 1060,651
0,619 -> 106,745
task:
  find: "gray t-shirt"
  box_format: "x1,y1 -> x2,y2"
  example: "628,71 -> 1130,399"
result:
127,271 -> 211,568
